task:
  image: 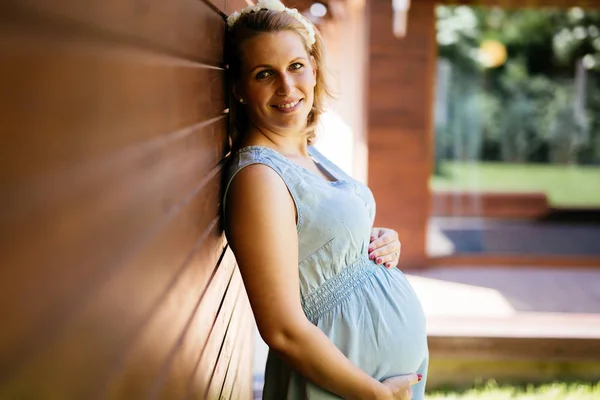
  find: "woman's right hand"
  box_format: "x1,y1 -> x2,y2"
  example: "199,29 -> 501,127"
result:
379,373 -> 421,400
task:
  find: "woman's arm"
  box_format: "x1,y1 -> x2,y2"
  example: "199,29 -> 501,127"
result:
225,164 -> 392,400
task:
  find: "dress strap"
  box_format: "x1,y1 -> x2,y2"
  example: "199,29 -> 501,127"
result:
222,146 -> 304,232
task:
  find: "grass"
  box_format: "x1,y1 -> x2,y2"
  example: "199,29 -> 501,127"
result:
431,161 -> 600,207
426,380 -> 600,400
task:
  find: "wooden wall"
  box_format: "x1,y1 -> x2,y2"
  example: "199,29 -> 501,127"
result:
0,1 -> 253,398
367,0 -> 437,268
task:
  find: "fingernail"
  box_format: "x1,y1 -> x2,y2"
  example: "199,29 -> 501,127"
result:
376,257 -> 382,264
368,247 -> 374,252
370,254 -> 376,260
385,262 -> 391,268
417,374 -> 422,382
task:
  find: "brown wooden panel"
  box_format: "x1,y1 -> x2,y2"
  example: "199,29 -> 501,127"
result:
0,172 -> 228,398
218,310 -> 253,400
202,289 -> 252,400
145,251 -> 246,400
101,247 -> 241,399
0,29 -> 224,187
3,0 -> 225,63
183,258 -> 250,398
196,270 -> 245,397
0,1 -> 253,398
0,117 -> 228,369
228,330 -> 254,400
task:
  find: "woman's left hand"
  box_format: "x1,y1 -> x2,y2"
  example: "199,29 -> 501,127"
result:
369,227 -> 401,269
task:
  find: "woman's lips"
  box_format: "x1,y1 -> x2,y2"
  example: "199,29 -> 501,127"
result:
272,99 -> 303,113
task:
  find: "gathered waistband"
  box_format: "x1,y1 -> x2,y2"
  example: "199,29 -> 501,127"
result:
301,255 -> 377,323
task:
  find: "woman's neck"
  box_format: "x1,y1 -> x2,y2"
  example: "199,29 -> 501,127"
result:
243,125 -> 309,156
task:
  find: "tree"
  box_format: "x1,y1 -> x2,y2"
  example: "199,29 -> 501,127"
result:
434,5 -> 600,167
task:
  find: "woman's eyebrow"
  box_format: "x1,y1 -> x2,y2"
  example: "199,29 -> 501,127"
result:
250,64 -> 272,73
250,57 -> 308,73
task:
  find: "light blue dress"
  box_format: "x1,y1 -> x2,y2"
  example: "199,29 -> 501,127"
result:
224,145 -> 429,399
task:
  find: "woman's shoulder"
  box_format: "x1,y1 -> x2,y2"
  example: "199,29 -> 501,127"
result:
224,145 -> 293,199
223,151 -> 299,231
229,145 -> 283,170
227,144 -> 302,184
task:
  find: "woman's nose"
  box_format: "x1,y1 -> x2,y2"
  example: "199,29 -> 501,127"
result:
276,74 -> 293,95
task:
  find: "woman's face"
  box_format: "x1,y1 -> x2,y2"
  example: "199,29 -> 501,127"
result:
237,30 -> 317,135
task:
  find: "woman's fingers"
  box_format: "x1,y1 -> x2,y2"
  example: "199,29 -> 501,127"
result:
369,228 -> 398,249
381,373 -> 420,399
402,373 -> 420,386
368,241 -> 401,268
368,228 -> 402,268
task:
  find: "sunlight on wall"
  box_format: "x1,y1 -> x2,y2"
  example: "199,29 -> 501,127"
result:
315,110 -> 355,177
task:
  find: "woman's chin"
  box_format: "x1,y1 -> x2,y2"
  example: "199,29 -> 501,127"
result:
270,111 -> 310,129
271,118 -> 308,132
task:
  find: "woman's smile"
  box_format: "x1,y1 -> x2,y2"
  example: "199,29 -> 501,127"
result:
272,98 -> 303,113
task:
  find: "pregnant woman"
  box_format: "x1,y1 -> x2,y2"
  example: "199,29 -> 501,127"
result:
222,1 -> 429,398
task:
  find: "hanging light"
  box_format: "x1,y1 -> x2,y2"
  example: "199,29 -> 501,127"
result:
392,0 -> 411,38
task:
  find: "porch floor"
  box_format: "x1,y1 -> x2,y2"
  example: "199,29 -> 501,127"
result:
409,266 -> 600,335
252,266 -> 600,397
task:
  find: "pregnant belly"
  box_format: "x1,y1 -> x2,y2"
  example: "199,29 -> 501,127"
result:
316,267 -> 428,379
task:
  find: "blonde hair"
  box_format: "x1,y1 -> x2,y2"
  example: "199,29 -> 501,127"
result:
225,9 -> 333,150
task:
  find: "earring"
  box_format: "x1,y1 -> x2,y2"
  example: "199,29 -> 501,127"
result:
239,98 -> 244,103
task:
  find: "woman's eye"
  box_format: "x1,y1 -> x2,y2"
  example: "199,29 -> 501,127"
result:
255,70 -> 271,80
290,62 -> 304,70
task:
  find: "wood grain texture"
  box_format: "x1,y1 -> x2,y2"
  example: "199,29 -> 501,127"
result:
203,298 -> 253,400
0,29 -> 224,186
0,0 -> 252,398
2,0 -> 226,63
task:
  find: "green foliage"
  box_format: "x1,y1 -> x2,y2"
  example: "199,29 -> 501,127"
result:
434,6 -> 600,170
431,161 -> 600,207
